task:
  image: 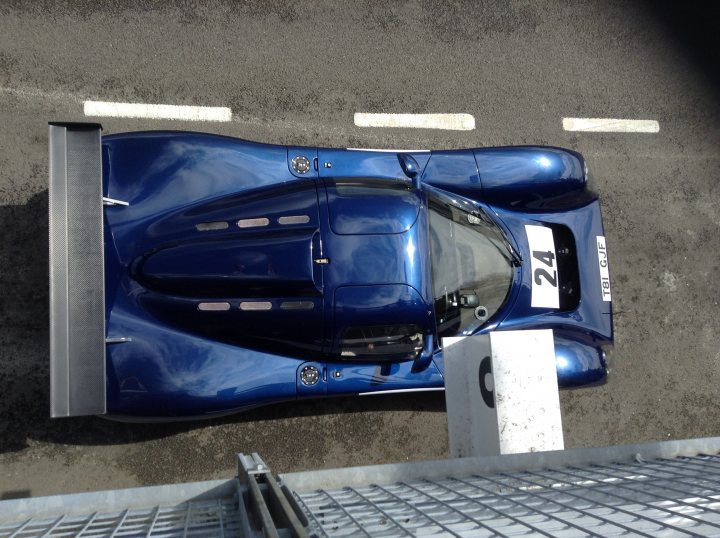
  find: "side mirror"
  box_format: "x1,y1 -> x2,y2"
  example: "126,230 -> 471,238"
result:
398,153 -> 422,189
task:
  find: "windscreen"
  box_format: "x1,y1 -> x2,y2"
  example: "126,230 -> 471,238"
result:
428,193 -> 513,337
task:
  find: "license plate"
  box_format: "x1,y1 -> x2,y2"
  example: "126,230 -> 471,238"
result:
596,236 -> 612,302
525,225 -> 559,308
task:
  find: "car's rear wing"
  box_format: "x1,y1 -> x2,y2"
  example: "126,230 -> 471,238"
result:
48,122 -> 106,417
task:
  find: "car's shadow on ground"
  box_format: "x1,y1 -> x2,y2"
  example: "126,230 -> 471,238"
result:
0,191 -> 446,454
5,391 -> 447,455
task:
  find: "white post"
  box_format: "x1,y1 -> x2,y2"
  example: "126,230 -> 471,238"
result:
444,330 -> 564,458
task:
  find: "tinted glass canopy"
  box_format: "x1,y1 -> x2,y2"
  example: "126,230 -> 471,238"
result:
428,193 -> 514,338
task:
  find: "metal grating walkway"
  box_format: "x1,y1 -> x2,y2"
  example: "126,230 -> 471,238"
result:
0,498 -> 243,538
292,453 -> 720,537
7,441 -> 720,537
0,454 -> 308,538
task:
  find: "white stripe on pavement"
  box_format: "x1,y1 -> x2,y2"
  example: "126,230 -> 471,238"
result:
84,101 -> 232,122
354,113 -> 475,131
563,117 -> 659,133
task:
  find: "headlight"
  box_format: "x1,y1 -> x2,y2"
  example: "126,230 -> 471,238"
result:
601,344 -> 613,377
584,159 -> 597,193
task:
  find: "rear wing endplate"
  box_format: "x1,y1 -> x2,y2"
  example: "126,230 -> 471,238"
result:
49,122 -> 106,417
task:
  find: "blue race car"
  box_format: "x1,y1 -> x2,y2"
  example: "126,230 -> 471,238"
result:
48,123 -> 613,420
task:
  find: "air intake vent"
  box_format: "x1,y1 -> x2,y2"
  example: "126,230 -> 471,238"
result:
549,224 -> 581,311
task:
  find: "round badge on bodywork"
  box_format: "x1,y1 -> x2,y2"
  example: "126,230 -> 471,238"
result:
300,365 -> 320,386
291,155 -> 311,174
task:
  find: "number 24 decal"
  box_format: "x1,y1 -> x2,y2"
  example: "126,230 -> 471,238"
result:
533,250 -> 557,287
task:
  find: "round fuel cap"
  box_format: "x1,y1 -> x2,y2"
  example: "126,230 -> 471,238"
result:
291,155 -> 311,174
300,365 -> 320,386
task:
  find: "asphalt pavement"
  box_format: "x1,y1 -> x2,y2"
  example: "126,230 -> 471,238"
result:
1,0 -> 719,498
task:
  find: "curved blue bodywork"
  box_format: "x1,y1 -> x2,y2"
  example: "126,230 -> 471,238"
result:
99,132 -> 613,419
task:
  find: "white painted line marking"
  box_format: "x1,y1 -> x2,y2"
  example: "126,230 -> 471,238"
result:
354,113 -> 475,131
84,101 -> 232,122
563,117 -> 659,133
